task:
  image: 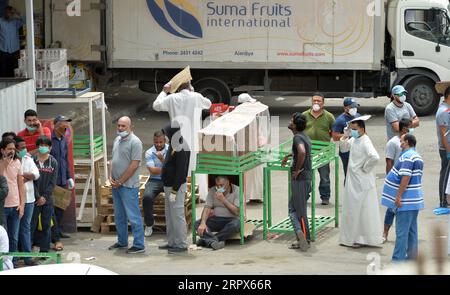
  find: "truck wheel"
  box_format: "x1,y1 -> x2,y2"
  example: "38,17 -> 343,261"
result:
193,78 -> 231,104
403,76 -> 439,116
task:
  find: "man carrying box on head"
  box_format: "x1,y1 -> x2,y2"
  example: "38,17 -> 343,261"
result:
153,66 -> 212,180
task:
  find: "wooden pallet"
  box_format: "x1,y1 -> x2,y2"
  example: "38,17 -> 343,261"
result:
93,197 -> 193,234
91,176 -> 197,234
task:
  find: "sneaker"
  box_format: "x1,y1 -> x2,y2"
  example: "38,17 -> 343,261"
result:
158,244 -> 171,250
294,232 -> 310,252
168,247 -> 188,253
108,243 -> 128,250
210,241 -> 225,250
321,199 -> 330,205
60,233 -> 71,239
126,246 -> 145,254
144,226 -> 153,237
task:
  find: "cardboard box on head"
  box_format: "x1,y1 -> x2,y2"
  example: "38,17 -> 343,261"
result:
436,81 -> 450,95
169,66 -> 192,93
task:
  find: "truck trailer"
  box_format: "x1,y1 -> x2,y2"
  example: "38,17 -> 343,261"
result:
44,0 -> 450,115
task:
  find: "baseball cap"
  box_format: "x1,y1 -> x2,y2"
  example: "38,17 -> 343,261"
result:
54,115 -> 72,124
391,85 -> 407,95
343,97 -> 359,108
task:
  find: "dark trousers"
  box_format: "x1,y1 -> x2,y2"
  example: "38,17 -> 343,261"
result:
339,151 -> 350,183
50,207 -> 64,242
439,149 -> 449,208
0,50 -> 18,77
31,203 -> 53,252
195,216 -> 240,246
289,179 -> 312,242
142,179 -> 164,226
318,164 -> 331,200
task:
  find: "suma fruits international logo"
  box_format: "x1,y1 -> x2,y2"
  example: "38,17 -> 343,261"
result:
146,0 -> 203,39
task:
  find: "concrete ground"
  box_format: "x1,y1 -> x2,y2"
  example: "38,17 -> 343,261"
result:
37,90 -> 450,275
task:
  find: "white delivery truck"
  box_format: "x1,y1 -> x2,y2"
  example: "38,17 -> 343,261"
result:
45,0 -> 450,115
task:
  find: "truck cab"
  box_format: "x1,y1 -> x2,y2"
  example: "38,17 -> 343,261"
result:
388,0 -> 450,115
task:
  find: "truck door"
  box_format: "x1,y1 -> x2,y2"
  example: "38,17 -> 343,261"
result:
398,7 -> 450,115
45,0 -> 103,61
400,7 -> 450,80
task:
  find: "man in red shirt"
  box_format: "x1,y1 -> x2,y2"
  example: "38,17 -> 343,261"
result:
17,109 -> 51,154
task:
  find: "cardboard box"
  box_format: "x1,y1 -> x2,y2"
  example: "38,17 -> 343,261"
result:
53,186 -> 72,210
198,102 -> 270,157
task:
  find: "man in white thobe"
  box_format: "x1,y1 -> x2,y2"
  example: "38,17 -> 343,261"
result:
237,94 -> 268,203
153,69 -> 212,201
339,115 -> 383,247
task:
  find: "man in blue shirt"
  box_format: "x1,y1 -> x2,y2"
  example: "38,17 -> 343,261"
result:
382,134 -> 424,261
142,131 -> 169,237
0,6 -> 23,77
332,98 -> 360,179
50,115 -> 74,243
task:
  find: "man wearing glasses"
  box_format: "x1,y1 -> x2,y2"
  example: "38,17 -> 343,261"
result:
384,85 -> 420,141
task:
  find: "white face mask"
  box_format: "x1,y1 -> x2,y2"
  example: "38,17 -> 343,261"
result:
348,108 -> 357,117
117,131 -> 130,138
312,104 -> 321,112
398,95 -> 407,103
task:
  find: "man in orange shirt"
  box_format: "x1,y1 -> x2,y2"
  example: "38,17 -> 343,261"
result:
17,110 -> 51,154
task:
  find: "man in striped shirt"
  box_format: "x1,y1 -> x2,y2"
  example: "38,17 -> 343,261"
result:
382,134 -> 424,261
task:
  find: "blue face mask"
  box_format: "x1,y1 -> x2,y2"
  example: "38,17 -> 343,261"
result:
39,146 -> 50,154
351,129 -> 360,138
17,149 -> 27,158
216,186 -> 226,193
26,125 -> 37,132
117,131 -> 130,138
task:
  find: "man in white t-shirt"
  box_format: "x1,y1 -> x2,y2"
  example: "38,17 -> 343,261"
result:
15,137 -> 39,266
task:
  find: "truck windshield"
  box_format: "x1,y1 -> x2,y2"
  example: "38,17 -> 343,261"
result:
405,9 -> 450,46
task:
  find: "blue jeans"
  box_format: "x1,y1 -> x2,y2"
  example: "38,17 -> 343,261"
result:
19,203 -> 34,264
318,164 -> 331,200
3,207 -> 20,254
112,187 -> 145,249
384,208 -> 396,226
393,210 -> 419,261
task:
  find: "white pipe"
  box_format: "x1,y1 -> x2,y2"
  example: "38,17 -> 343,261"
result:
25,0 -> 35,80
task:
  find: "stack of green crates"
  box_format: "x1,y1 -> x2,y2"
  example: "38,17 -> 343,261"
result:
73,135 -> 104,158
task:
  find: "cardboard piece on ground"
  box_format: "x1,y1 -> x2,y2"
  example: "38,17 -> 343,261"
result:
169,66 -> 192,93
91,215 -> 105,233
53,186 -> 72,210
436,81 -> 450,94
229,222 -> 256,240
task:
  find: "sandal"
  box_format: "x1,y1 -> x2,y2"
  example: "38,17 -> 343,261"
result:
53,242 -> 64,251
289,241 -> 300,249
